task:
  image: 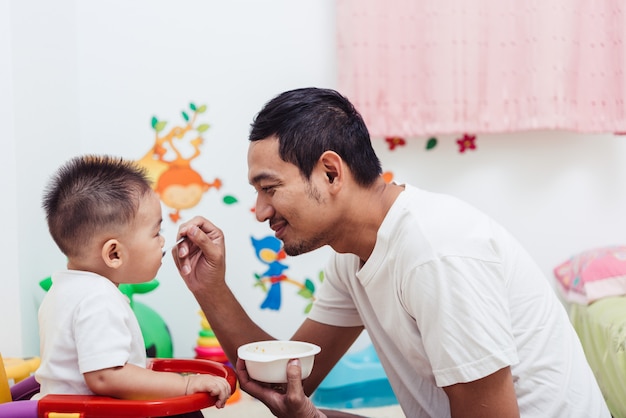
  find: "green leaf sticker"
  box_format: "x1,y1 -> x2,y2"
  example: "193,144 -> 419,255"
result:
426,137 -> 437,150
182,111 -> 189,122
253,279 -> 267,292
155,121 -> 167,132
298,288 -> 313,299
223,195 -> 238,205
190,103 -> 197,111
197,105 -> 207,113
197,124 -> 210,133
151,116 -> 158,129
304,278 -> 315,293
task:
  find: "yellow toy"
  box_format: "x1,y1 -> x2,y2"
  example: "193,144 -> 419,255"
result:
2,356 -> 40,384
0,353 -> 40,404
0,354 -> 11,404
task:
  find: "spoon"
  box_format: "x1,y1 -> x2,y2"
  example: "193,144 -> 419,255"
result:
162,236 -> 186,258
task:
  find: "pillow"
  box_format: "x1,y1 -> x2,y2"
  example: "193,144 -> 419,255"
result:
553,246 -> 626,304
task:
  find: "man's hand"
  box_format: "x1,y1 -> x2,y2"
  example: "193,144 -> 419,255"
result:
237,358 -> 326,418
172,216 -> 226,293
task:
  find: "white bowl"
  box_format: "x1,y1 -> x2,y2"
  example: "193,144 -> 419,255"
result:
237,340 -> 321,383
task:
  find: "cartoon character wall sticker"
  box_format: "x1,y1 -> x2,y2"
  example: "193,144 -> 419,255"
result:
136,102 -> 222,223
251,235 -> 322,314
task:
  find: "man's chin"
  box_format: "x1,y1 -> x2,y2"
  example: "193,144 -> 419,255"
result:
283,245 -> 303,257
283,240 -> 324,257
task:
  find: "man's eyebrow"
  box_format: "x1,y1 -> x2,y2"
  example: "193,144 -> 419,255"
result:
249,172 -> 279,186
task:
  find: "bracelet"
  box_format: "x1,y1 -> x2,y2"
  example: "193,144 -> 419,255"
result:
184,374 -> 192,396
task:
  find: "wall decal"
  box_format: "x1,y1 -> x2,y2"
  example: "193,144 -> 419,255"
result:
385,136 -> 406,150
136,102 -> 221,222
251,235 -> 322,313
222,195 -> 238,205
456,133 -> 477,153
426,137 -> 438,150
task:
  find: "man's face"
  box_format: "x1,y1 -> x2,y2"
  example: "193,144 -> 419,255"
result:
247,137 -> 330,256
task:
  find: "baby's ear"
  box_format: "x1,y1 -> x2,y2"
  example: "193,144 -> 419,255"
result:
102,239 -> 123,268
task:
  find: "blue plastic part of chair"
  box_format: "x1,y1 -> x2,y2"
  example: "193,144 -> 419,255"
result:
312,379 -> 397,409
318,345 -> 387,388
311,344 -> 398,409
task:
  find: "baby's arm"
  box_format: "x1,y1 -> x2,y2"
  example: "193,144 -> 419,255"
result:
83,363 -> 231,408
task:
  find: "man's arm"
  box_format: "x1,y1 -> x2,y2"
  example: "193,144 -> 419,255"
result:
173,216 -> 363,386
174,217 -> 274,366
292,319 -> 363,396
443,366 -> 520,418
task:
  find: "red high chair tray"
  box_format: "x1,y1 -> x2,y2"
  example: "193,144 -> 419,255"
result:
36,358 -> 236,418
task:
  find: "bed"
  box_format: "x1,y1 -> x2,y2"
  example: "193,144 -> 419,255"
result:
554,246 -> 626,418
568,297 -> 626,417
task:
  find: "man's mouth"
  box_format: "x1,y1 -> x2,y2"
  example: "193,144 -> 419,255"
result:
270,219 -> 287,239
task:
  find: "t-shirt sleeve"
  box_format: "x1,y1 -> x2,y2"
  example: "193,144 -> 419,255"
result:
308,254 -> 364,327
403,256 -> 519,387
73,292 -> 135,374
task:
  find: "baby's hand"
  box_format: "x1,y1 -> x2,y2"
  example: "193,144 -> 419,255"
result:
185,374 -> 232,409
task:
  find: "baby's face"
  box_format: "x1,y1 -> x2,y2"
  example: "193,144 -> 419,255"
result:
119,191 -> 165,283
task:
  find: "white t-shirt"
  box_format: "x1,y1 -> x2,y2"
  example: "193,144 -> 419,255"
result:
35,270 -> 146,397
309,185 -> 609,417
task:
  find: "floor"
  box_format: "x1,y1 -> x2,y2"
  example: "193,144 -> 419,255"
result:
201,391 -> 406,417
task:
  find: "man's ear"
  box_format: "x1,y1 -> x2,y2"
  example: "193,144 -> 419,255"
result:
102,239 -> 123,269
320,151 -> 343,188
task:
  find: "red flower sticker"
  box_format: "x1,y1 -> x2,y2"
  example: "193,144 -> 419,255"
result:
385,136 -> 406,151
456,133 -> 477,153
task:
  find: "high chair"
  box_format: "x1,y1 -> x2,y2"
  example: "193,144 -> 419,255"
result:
0,356 -> 237,418
1,354 -> 41,402
0,354 -> 11,404
0,353 -> 41,417
2,356 -> 40,383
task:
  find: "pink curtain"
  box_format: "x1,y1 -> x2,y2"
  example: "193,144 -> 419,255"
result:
337,0 -> 626,137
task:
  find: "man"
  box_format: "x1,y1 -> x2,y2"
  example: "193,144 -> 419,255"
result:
173,88 -> 609,417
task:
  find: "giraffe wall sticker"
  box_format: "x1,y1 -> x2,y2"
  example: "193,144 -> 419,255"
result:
136,102 -> 221,223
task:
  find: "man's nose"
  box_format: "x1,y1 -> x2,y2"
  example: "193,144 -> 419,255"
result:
254,195 -> 274,223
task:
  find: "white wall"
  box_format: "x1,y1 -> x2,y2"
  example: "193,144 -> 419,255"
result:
373,131 -> 626,275
0,0 -> 21,357
2,0 -> 337,358
2,0 -> 626,359
3,0 -> 82,358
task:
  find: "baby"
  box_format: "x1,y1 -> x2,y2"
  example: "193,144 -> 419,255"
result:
35,155 -> 231,412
